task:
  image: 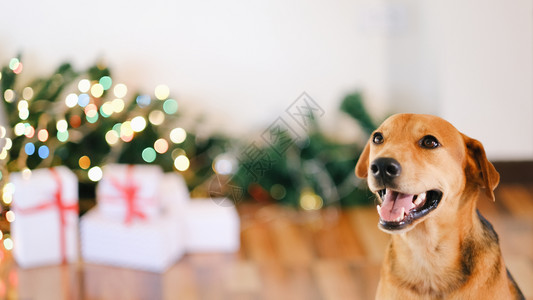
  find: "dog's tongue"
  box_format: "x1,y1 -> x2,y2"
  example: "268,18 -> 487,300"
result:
378,190 -> 415,222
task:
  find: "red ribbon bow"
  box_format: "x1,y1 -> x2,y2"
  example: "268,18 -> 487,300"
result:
15,168 -> 79,264
105,165 -> 152,224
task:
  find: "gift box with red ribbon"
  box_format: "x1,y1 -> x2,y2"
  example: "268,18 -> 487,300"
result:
96,164 -> 164,223
11,166 -> 79,268
80,173 -> 187,272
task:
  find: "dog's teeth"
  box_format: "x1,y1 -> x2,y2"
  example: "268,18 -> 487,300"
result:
414,192 -> 426,206
377,205 -> 381,214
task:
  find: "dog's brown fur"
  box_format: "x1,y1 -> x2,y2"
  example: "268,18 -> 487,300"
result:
355,114 -> 524,299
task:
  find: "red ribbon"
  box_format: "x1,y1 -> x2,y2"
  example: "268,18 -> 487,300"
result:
103,165 -> 152,224
14,168 -> 79,264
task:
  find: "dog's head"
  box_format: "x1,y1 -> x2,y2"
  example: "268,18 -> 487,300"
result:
355,114 -> 499,234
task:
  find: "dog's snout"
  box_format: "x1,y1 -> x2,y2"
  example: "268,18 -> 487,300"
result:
370,158 -> 402,181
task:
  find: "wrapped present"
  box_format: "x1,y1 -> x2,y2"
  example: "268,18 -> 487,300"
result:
11,167 -> 79,268
184,198 -> 240,253
81,173 -> 186,272
96,164 -> 163,223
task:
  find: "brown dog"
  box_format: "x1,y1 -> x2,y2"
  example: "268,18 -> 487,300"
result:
355,114 -> 524,299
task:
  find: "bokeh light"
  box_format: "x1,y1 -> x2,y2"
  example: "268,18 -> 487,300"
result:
170,127 -> 187,143
56,120 -> 68,132
90,83 -> 104,98
112,99 -> 125,113
70,115 -> 82,128
79,156 -> 91,169
154,84 -> 170,100
100,102 -> 114,117
174,155 -> 190,171
78,94 -> 90,107
154,139 -> 169,154
3,90 -> 15,103
113,83 -> 128,98
5,211 -> 15,223
22,87 -> 34,100
163,99 -> 178,114
38,129 -> 49,142
78,79 -> 91,93
300,190 -> 324,210
99,76 -> 112,90
86,113 -> 99,124
24,143 -> 35,155
65,93 -> 78,108
38,145 -> 49,159
57,131 -> 69,142
14,123 -> 25,136
142,147 -> 157,163
131,116 -> 147,132
213,154 -> 236,175
88,166 -> 103,182
136,95 -> 151,108
105,130 -> 119,145
85,104 -> 98,118
24,125 -> 35,138
3,238 -> 13,251
148,110 -> 165,125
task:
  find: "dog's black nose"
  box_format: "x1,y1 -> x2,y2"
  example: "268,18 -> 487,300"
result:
370,157 -> 401,182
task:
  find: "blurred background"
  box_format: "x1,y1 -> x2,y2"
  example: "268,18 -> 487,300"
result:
0,0 -> 532,299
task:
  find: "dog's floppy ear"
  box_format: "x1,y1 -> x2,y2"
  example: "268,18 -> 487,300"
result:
462,134 -> 500,201
355,139 -> 371,178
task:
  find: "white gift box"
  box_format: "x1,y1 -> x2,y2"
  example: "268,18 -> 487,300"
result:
81,173 -> 186,272
11,166 -> 79,268
184,198 -> 240,253
96,164 -> 163,223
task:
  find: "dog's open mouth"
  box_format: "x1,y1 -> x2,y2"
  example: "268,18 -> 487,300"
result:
376,189 -> 443,230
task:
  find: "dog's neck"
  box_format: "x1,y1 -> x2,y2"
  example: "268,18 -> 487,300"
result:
385,185 -> 486,295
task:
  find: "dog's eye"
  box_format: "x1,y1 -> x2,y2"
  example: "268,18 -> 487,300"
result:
372,132 -> 384,145
420,135 -> 440,149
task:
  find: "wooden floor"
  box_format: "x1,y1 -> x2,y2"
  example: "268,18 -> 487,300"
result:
1,183 -> 532,299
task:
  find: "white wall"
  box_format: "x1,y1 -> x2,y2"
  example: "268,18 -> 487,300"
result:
433,0 -> 533,161
0,0 -> 532,160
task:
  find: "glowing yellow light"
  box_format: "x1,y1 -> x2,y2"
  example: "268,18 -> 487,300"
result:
174,155 -> 190,171
78,79 -> 91,93
24,126 -> 35,138
113,83 -> 128,98
18,100 -> 28,111
0,72 -> 2,80
148,110 -> 165,126
5,211 -> 15,223
4,138 -> 12,151
120,121 -> 134,142
131,116 -> 147,132
112,98 -> 125,113
154,139 -> 169,154
85,103 -> 98,118
101,102 -> 114,116
79,156 -> 91,169
22,87 -> 33,100
300,190 -> 324,210
3,183 -> 13,197
21,168 -> 32,180
105,130 -> 119,145
88,166 -> 103,182
170,128 -> 187,144
3,89 -> 15,103
56,120 -> 68,132
0,127 -> 5,139
65,93 -> 78,108
18,110 -> 29,120
38,129 -> 49,142
3,238 -> 13,251
0,149 -> 7,160
90,83 -> 104,98
14,123 -> 25,136
154,84 -> 170,100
